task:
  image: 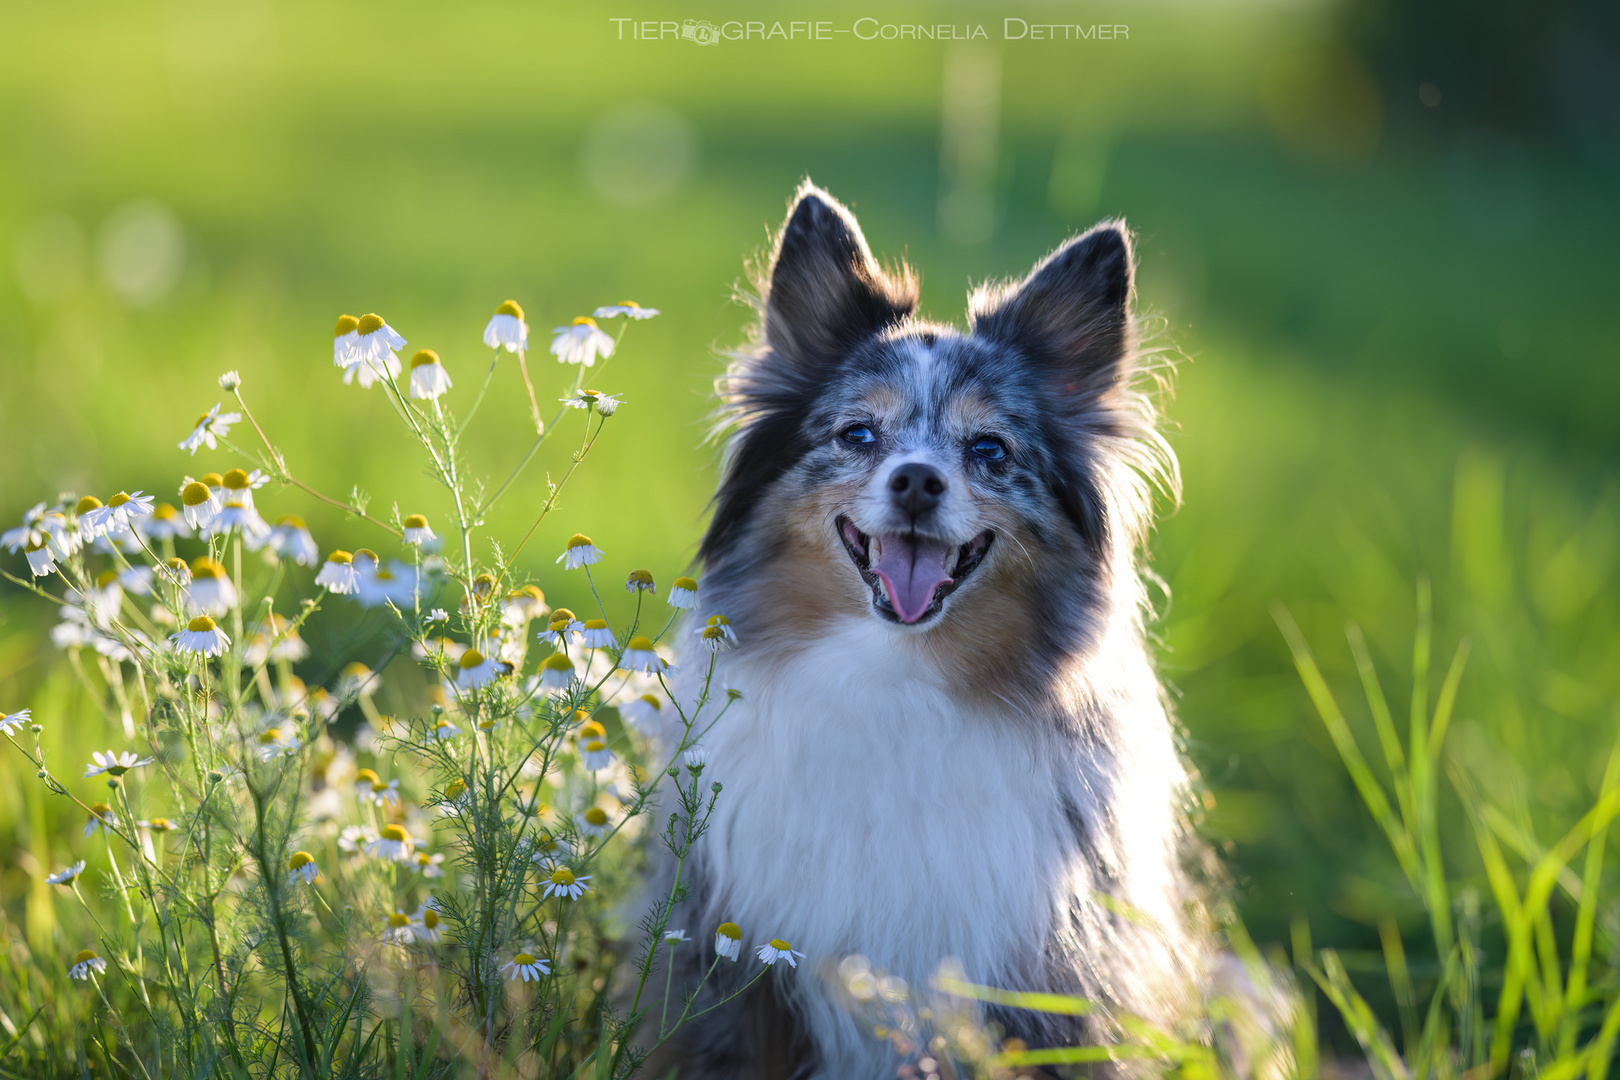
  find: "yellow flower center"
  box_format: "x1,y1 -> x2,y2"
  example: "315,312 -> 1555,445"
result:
444,779 -> 467,800
278,514 -> 306,528
96,569 -> 118,588
381,824 -> 409,843
542,653 -> 573,671
149,818 -> 173,830
565,533 -> 593,549
618,300 -> 640,309
357,313 -> 385,335
583,619 -> 607,630
571,316 -> 597,328
107,492 -> 131,508
436,718 -> 453,730
459,649 -> 485,668
74,948 -> 99,965
422,908 -> 439,929
194,411 -> 213,427
584,807 -> 609,826
222,469 -> 250,490
90,803 -> 112,817
409,350 -> 439,369
354,548 -> 378,563
289,852 -> 315,870
717,922 -> 741,940
707,614 -> 731,627
513,952 -> 536,965
334,314 -> 359,336
672,576 -> 697,591
374,568 -> 394,581
258,730 -> 279,744
190,557 -> 226,579
549,868 -> 576,887
496,299 -> 524,318
326,550 -> 353,565
355,768 -> 380,786
583,740 -> 606,754
638,694 -> 660,710
625,636 -> 655,652
200,472 -> 224,487
154,503 -> 178,520
387,912 -> 410,928
702,626 -> 725,641
577,719 -> 605,740
403,514 -> 428,529
187,615 -> 216,632
769,938 -> 791,951
627,568 -> 654,586
372,780 -> 389,793
342,661 -> 369,678
549,607 -> 575,624
75,496 -> 103,515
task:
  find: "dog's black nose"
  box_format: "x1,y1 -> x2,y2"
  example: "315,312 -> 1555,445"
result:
888,462 -> 946,516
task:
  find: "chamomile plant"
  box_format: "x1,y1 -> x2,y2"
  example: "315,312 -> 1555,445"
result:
0,298 -> 793,1078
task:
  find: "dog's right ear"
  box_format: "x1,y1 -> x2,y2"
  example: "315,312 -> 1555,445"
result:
762,183 -> 917,376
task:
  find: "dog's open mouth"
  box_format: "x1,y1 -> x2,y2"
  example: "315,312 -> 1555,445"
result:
836,516 -> 993,625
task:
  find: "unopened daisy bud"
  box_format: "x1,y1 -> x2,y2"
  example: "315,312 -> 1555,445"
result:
288,850 -> 319,884
538,652 -> 575,691
173,614 -> 231,657
218,370 -> 241,391
409,349 -> 453,400
402,513 -> 437,548
626,568 -> 656,593
684,745 -> 709,772
579,619 -> 616,649
667,576 -> 698,609
592,300 -> 660,321
715,922 -> 742,961
557,533 -> 602,570
618,636 -> 668,674
484,299 -> 529,352
333,314 -> 361,368
550,316 -> 615,367
314,550 -> 360,594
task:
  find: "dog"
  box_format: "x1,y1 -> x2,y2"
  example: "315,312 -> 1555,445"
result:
652,182 -> 1210,1079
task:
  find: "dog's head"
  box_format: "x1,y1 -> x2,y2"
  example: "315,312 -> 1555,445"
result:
702,183 -> 1175,648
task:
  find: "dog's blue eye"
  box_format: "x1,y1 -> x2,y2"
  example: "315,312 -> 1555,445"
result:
971,437 -> 1008,461
841,425 -> 876,446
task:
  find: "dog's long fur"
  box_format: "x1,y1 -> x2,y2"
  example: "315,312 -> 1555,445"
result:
649,182 -> 1209,1079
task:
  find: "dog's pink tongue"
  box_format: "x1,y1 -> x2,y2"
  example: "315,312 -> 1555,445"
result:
871,534 -> 953,624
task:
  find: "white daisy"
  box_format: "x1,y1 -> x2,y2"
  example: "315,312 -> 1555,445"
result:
172,614 -> 231,657
556,533 -> 603,570
663,928 -> 690,947
538,608 -> 582,649
100,491 -> 155,535
578,725 -> 614,771
365,823 -> 415,862
218,369 -> 241,391
85,749 -> 154,778
211,492 -> 270,545
426,607 -> 450,624
185,559 -> 238,616
501,585 -> 548,628
0,707 -> 30,735
24,538 -> 56,576
756,938 -> 805,967
409,349 -> 453,400
74,496 -> 112,540
287,850 -> 319,884
178,402 -> 242,455
332,314 -> 361,368
337,824 -> 377,854
382,910 -> 417,944
578,619 -> 616,649
84,802 -> 118,837
483,299 -> 528,352
537,652 -> 576,691
46,859 -> 87,885
356,559 -> 419,609
413,851 -> 447,878
314,550 -> 360,594
540,865 -> 591,901
502,952 -> 550,982
592,301 -> 659,320
433,717 -> 462,741
180,481 -> 220,529
411,899 -> 444,942
667,576 -> 698,610
455,648 -> 500,689
255,726 -> 301,761
138,502 -> 191,540
578,806 -> 612,838
402,513 -> 437,548
549,317 -> 615,367
68,948 -> 107,980
140,817 -> 179,833
705,614 -> 738,645
0,502 -> 46,553
347,313 -> 406,387
617,636 -> 668,674
618,694 -> 661,733
161,556 -> 192,588
268,515 -> 318,566
560,388 -> 623,415
715,922 -> 742,961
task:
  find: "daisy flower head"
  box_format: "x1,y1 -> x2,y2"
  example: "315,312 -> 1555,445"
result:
667,576 -> 698,609
502,952 -> 550,982
501,585 -> 548,630
180,480 -> 221,529
179,403 -> 242,455
701,624 -> 732,653
592,300 -> 659,320
287,850 -> 319,884
338,660 -> 378,698
402,513 -> 437,548
46,860 -> 87,886
619,694 -> 662,733
578,805 -> 611,838
538,651 -> 576,691
139,502 -> 191,540
756,938 -> 805,968
314,550 -> 360,594
483,299 -> 528,352
382,909 -> 416,944
415,851 -> 447,878
550,316 -> 615,367
664,927 -> 690,947
255,725 -> 301,762
705,614 -> 738,645
625,568 -> 656,593
74,496 -> 110,540
355,559 -> 419,609
85,749 -> 154,779
426,607 -> 449,624
455,648 -> 500,689
557,533 -> 602,570
408,349 -> 453,400
102,491 -> 155,534
69,948 -> 107,980
24,537 -> 57,576
348,313 -> 406,387
142,817 -> 178,833
365,823 -> 415,862
578,733 -> 614,772
0,708 -> 32,736
561,388 -> 623,415
539,608 -> 580,648
186,557 -> 238,616
715,922 -> 742,961
268,515 -> 319,566
337,824 -> 377,854
332,314 -> 361,368
411,899 -> 444,942
84,802 -> 118,837
618,636 -> 668,674
1,502 -> 45,553
579,619 -> 616,649
433,717 -> 462,741
162,556 -> 192,588
541,865 -> 591,901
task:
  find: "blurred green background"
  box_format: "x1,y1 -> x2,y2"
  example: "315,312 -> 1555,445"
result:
1,0 -> 1617,1052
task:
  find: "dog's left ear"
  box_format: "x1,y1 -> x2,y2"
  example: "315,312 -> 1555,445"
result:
969,221 -> 1133,390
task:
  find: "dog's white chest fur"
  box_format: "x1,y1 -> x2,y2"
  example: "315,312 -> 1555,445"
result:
694,617 -> 1082,986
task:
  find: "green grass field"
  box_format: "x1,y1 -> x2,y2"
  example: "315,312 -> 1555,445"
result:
2,1 -> 1617,1069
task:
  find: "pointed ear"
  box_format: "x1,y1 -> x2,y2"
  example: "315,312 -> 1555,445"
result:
969,221 -> 1134,388
762,182 -> 917,374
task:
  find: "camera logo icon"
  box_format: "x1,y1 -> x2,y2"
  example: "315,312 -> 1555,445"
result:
681,19 -> 722,46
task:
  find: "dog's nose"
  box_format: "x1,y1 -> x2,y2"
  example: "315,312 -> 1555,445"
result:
888,462 -> 946,517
